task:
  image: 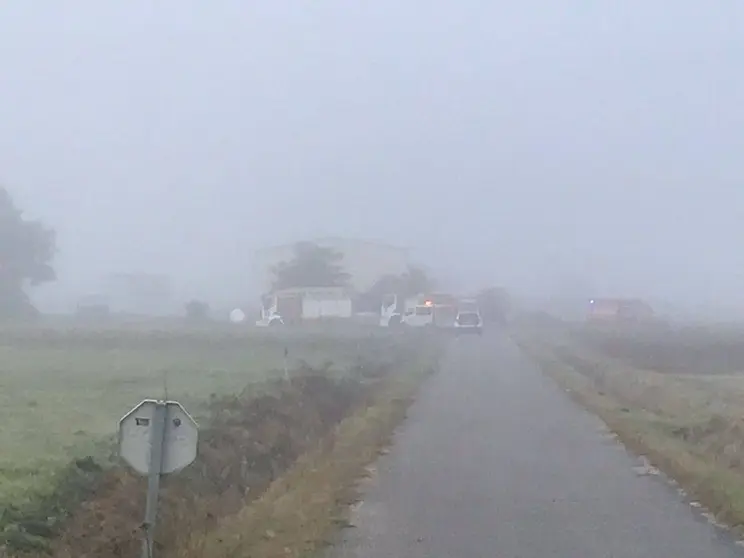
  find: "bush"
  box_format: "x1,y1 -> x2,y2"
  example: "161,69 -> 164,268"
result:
185,300 -> 211,320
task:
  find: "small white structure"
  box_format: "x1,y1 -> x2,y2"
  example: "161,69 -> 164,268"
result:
229,308 -> 246,323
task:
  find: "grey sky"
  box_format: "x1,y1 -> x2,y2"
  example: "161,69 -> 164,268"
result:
1,2 -> 742,309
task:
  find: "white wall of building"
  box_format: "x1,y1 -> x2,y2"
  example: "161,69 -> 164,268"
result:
301,295 -> 353,319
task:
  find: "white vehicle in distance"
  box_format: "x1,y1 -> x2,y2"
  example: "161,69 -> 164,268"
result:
255,293 -> 285,327
402,301 -> 436,327
454,299 -> 483,335
402,299 -> 458,328
379,293 -> 419,327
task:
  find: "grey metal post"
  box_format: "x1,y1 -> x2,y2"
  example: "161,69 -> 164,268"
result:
141,401 -> 167,558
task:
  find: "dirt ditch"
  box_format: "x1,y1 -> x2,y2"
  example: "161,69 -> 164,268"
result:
7,369 -> 375,558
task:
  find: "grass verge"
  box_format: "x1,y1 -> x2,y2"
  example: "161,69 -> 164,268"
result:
513,330 -> 744,535
0,327 -> 425,556
180,359 -> 436,557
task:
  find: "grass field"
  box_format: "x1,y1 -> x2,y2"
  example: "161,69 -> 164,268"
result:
0,323 -> 444,557
570,323 -> 744,375
0,325 -> 405,512
513,321 -> 744,533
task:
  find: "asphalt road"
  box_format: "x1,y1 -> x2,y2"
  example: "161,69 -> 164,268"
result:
330,331 -> 744,557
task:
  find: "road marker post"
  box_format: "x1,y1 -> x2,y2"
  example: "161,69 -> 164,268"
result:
283,346 -> 290,382
118,399 -> 199,558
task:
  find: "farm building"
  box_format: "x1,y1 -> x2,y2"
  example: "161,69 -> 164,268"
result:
253,237 -> 414,293
260,286 -> 354,325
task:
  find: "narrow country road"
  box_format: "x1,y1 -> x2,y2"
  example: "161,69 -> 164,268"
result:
330,331 -> 744,557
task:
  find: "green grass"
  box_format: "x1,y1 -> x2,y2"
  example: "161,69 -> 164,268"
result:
0,326 -> 401,511
568,322 -> 744,375
512,323 -> 744,535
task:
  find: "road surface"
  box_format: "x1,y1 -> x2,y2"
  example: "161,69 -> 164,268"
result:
330,331 -> 744,557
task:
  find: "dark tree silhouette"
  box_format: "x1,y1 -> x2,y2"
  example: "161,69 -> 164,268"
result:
356,266 -> 434,312
271,242 -> 350,290
0,187 -> 56,317
475,286 -> 511,324
185,299 -> 210,320
367,266 -> 433,298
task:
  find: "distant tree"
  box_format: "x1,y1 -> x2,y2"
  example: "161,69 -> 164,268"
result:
103,272 -> 173,314
75,301 -> 111,321
0,187 -> 56,318
271,242 -> 350,290
476,286 -> 511,324
185,299 -> 210,320
356,266 -> 435,312
402,266 -> 434,294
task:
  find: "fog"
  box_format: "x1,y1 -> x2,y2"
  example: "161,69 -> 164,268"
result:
1,2 -> 742,313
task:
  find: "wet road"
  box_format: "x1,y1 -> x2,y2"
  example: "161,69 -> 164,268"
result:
331,331 -> 744,557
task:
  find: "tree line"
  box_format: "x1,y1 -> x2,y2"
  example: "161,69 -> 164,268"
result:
0,187 -> 56,318
268,240 -> 510,321
269,241 -> 435,311
0,186 -> 510,321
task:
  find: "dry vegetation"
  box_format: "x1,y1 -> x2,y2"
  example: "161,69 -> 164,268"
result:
513,321 -> 744,533
0,324 -> 443,557
182,359 -> 433,558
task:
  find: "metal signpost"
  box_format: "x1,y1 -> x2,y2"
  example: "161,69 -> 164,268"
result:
118,399 -> 199,558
